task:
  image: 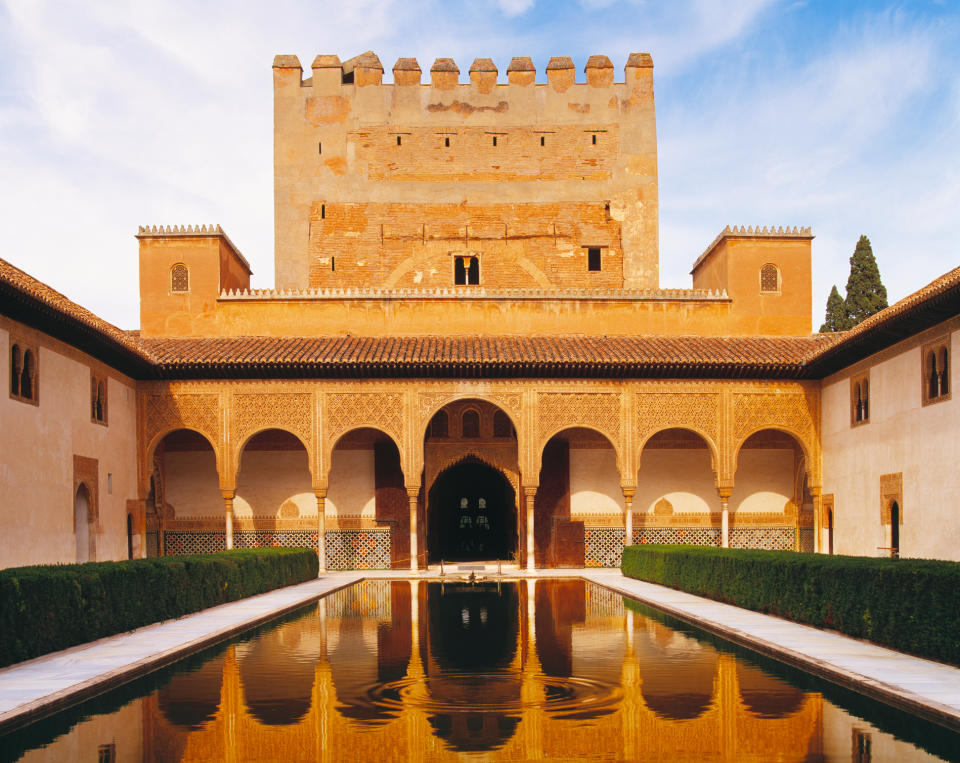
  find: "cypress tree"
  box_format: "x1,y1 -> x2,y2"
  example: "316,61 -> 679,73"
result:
819,285 -> 849,332
844,235 -> 888,325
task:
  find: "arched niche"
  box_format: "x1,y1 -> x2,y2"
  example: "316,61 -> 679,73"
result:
238,618 -> 317,725
74,484 -> 92,563
234,429 -> 313,529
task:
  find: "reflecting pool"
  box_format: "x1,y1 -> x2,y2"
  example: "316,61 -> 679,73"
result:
5,580 -> 959,762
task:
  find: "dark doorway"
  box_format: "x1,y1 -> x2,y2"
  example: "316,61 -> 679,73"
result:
428,461 -> 516,562
890,501 -> 900,558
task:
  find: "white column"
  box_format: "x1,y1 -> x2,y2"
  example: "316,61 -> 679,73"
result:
622,488 -> 635,552
315,492 -> 326,574
719,490 -> 730,549
222,491 -> 234,550
524,487 -> 537,570
408,488 -> 419,571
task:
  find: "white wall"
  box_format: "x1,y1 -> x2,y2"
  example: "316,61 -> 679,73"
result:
570,448 -> 624,516
730,449 -> 794,515
635,449 -> 715,514
235,450 -> 314,518
164,450 -> 222,518
821,325 -> 960,560
326,449 -> 376,517
0,322 -> 139,568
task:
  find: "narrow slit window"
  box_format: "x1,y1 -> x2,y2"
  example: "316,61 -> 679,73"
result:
592,134 -> 597,145
321,204 -> 325,219
10,344 -> 20,397
454,256 -> 466,285
492,136 -> 497,147
397,135 -> 402,146
540,136 -> 545,147
588,247 -> 602,272
331,256 -> 335,272
20,350 -> 34,400
318,141 -> 322,154
445,136 -> 450,148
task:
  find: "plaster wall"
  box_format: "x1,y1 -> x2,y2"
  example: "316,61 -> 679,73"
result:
635,449 -> 715,514
326,448 -> 376,518
234,450 -> 314,518
0,320 -> 138,569
164,451 -> 222,518
730,449 -> 794,514
569,448 -> 624,516
821,322 -> 959,560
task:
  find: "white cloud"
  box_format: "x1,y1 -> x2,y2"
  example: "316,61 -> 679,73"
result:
496,0 -> 535,16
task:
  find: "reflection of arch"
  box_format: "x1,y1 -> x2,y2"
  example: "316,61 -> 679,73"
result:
238,628 -> 315,725
736,663 -> 805,719
635,625 -> 719,721
159,655 -> 225,729
635,426 -> 720,477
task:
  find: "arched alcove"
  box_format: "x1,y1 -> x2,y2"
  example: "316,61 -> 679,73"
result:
74,484 -> 91,563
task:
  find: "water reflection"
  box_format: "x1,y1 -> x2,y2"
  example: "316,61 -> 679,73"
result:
7,579 -> 959,762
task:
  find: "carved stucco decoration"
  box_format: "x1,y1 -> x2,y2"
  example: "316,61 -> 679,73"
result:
536,392 -> 621,449
426,446 -> 520,496
418,391 -> 523,435
232,392 -> 313,451
732,392 -> 818,463
325,392 -> 405,451
636,391 -> 721,454
145,393 -> 219,452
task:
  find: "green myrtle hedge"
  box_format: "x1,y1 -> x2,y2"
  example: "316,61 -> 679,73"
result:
0,548 -> 318,668
621,545 -> 960,665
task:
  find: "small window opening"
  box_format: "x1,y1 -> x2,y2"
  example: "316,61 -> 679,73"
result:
98,744 -> 117,763
321,204 -> 325,219
108,473 -> 113,495
588,248 -> 602,272
445,137 -> 450,148
592,134 -> 597,145
331,256 -> 336,272
462,410 -> 480,438
127,514 -> 133,559
890,501 -> 900,558
852,377 -> 869,424
454,257 -> 466,285
171,264 -> 189,293
397,135 -> 402,146
928,352 -> 940,400
853,730 -> 871,763
318,141 -> 322,154
492,136 -> 497,147
760,263 -> 779,293
540,136 -> 545,147
940,348 -> 950,395
827,509 -> 834,555
92,378 -> 107,424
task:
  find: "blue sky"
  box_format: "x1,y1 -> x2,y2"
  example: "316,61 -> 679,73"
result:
1,0 -> 958,331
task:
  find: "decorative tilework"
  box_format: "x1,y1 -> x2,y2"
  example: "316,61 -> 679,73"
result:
730,526 -> 795,551
584,527 -> 625,568
164,531 -> 225,555
633,527 -> 722,547
798,528 -> 814,553
235,531 -> 317,549
325,529 -> 391,570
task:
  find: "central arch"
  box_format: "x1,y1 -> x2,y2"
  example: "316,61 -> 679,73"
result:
428,459 -> 517,563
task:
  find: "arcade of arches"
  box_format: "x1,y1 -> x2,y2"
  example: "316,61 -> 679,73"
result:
141,379 -> 821,569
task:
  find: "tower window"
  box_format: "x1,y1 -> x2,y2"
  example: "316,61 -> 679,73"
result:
397,135 -> 402,146
760,263 -> 780,293
318,141 -> 322,154
321,204 -> 325,219
445,136 -> 450,148
91,374 -> 108,425
454,256 -> 480,285
540,136 -> 545,147
587,247 -> 602,272
592,134 -> 597,145
10,343 -> 20,398
331,256 -> 335,272
171,264 -> 189,293
492,136 -> 497,147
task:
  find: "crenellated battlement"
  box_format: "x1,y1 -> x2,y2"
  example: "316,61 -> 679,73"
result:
274,51 -> 653,91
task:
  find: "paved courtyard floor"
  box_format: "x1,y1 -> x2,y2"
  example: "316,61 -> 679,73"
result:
1,567 -> 958,734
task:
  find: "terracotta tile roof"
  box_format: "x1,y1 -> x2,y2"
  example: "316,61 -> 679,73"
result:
804,264 -> 960,374
141,334 -> 832,379
0,257 -> 154,373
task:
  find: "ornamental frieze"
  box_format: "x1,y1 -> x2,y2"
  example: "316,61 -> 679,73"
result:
324,392 -> 404,448
636,391 -> 721,449
144,393 -> 219,450
232,392 -> 313,450
732,392 -> 817,450
536,391 -> 622,445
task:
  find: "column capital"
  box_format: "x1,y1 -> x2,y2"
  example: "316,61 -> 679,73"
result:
221,489 -> 235,501
313,488 -> 327,499
807,485 -> 823,498
406,485 -> 421,500
717,487 -> 732,500
523,485 -> 538,500
621,485 -> 636,501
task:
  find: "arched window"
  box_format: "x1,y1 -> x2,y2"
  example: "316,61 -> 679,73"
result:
923,342 -> 951,404
759,263 -> 779,293
170,264 -> 189,293
10,343 -> 21,397
461,410 -> 480,438
91,376 -> 107,424
454,257 -> 466,285
20,350 -> 34,400
851,375 -> 869,425
429,410 -> 449,438
493,410 -> 513,438
467,256 -> 480,285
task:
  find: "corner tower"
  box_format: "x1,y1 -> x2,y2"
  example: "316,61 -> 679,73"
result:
273,51 -> 659,291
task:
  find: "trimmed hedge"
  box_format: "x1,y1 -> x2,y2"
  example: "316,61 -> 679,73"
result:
0,548 -> 318,667
621,545 -> 960,666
